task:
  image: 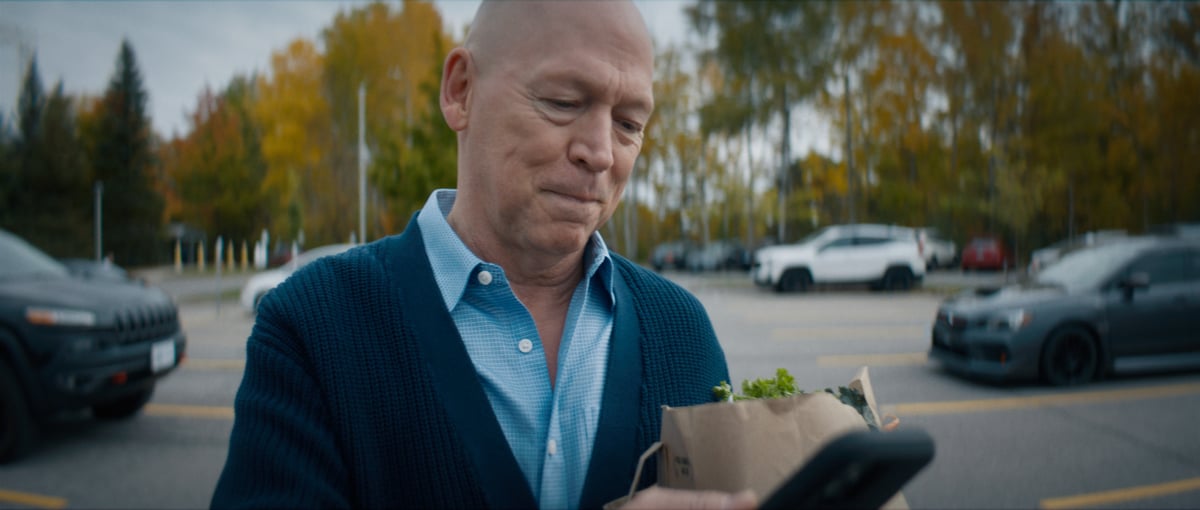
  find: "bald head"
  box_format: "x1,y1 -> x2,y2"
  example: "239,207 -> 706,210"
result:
436,0 -> 657,269
464,0 -> 654,78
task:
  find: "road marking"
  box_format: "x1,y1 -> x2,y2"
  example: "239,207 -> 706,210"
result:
817,352 -> 928,367
0,488 -> 67,509
1040,476 -> 1200,509
771,325 -> 929,341
884,381 -> 1200,416
182,358 -> 245,371
144,403 -> 234,420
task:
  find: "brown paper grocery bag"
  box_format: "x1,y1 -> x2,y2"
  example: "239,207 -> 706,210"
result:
658,388 -> 867,497
606,367 -> 908,509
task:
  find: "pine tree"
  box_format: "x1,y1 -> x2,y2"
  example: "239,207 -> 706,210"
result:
3,58 -> 45,227
90,39 -> 164,266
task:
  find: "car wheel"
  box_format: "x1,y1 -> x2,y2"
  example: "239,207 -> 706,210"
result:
776,269 -> 812,293
929,256 -> 940,270
92,387 -> 154,420
882,268 -> 914,291
1040,326 -> 1099,386
0,359 -> 37,463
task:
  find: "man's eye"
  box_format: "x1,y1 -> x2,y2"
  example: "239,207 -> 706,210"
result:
548,99 -> 578,110
617,119 -> 643,135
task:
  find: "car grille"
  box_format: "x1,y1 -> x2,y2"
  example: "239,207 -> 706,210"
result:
111,304 -> 180,346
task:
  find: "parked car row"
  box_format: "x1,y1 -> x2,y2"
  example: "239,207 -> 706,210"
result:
918,228 -> 958,270
930,234 -> 1200,386
650,240 -> 752,273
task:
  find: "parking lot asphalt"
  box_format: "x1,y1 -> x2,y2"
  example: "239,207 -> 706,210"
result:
5,267 -> 1197,509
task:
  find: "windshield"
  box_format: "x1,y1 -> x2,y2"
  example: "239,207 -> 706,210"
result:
797,226 -> 835,246
1035,241 -> 1148,291
0,230 -> 70,280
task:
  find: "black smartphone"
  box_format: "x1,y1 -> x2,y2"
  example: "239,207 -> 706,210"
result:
759,428 -> 935,510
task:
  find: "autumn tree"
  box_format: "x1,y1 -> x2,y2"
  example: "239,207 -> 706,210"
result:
254,38 -> 331,247
369,32 -> 457,232
165,82 -> 268,244
687,0 -> 834,242
322,0 -> 455,241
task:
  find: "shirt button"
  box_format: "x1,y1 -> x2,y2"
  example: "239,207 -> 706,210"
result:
547,439 -> 558,456
477,270 -> 493,285
518,338 -> 533,353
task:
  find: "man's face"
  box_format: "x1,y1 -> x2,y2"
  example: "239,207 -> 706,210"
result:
454,2 -> 655,261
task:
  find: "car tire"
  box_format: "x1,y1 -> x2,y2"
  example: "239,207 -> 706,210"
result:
1040,326 -> 1099,386
776,268 -> 812,293
0,358 -> 37,463
92,386 -> 154,420
881,267 -> 914,291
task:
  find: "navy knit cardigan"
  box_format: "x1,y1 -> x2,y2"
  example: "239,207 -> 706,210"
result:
210,218 -> 730,509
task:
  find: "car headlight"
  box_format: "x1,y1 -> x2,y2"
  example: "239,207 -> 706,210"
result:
25,307 -> 97,327
987,309 -> 1031,331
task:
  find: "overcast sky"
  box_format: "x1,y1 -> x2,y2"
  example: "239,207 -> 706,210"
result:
0,0 -> 693,139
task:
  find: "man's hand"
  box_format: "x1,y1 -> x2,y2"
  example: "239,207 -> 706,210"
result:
623,486 -> 758,510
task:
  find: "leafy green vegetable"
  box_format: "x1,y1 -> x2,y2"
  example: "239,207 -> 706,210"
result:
712,368 -> 881,430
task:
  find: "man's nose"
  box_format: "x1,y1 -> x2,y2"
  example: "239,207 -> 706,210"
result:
569,110 -> 615,172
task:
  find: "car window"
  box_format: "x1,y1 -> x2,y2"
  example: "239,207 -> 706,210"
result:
821,238 -> 855,250
799,226 -> 835,246
1186,250 -> 1200,282
1037,241 -> 1147,291
855,237 -> 889,247
1125,250 -> 1187,285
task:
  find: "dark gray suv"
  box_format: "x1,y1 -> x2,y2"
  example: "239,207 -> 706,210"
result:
0,230 -> 186,462
930,235 -> 1200,385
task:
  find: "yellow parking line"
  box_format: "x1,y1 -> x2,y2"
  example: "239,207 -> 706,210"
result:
1040,476 -> 1200,509
144,403 -> 234,420
0,488 -> 67,509
817,352 -> 928,367
182,358 -> 245,371
885,381 -> 1200,416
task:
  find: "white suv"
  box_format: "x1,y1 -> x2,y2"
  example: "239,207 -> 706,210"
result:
752,224 -> 926,292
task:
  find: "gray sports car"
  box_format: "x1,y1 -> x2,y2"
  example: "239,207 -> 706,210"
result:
929,236 -> 1200,385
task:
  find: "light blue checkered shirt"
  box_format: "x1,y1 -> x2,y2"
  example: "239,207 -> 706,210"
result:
417,189 -> 613,510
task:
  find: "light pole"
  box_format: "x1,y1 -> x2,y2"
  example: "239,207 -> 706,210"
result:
94,181 -> 103,261
358,81 -> 367,245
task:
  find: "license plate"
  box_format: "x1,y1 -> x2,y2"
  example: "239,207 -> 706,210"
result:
151,340 -> 176,373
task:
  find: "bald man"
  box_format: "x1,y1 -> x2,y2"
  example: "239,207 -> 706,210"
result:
211,2 -> 750,509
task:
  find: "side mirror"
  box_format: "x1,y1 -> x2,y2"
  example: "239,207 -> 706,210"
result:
1123,272 -> 1150,289
1119,272 -> 1150,299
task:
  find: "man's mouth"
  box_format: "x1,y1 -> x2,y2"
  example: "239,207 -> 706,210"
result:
546,189 -> 601,205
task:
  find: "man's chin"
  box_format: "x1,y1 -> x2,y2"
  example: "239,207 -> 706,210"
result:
532,225 -> 596,256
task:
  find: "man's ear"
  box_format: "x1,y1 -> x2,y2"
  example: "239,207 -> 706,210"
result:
440,47 -> 472,132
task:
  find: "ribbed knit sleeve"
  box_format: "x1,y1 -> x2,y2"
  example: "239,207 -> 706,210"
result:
210,293 -> 352,509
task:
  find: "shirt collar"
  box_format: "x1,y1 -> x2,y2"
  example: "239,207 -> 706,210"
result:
418,189 -> 615,312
